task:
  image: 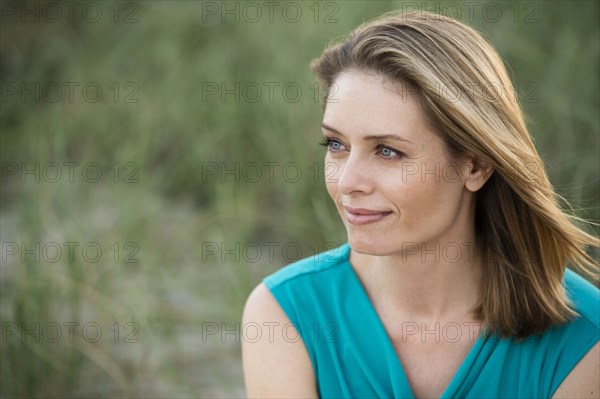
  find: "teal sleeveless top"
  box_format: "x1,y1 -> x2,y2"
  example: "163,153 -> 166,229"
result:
263,242 -> 600,398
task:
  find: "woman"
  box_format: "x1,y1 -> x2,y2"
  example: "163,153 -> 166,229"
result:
242,10 -> 599,398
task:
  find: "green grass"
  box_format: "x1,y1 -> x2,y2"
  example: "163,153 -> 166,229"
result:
1,0 -> 598,397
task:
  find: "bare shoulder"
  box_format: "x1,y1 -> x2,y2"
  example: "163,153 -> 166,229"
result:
552,340 -> 600,399
241,282 -> 318,398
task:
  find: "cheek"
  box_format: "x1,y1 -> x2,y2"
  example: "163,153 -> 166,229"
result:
393,166 -> 464,218
325,180 -> 338,201
324,155 -> 340,203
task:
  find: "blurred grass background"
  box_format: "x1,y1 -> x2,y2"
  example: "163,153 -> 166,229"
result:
0,0 -> 598,397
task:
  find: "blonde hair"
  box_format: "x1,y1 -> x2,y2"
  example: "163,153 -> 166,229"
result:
310,10 -> 599,340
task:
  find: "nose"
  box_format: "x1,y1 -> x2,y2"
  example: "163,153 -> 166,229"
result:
332,153 -> 375,196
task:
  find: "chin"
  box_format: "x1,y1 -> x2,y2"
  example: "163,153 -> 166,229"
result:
347,234 -> 395,256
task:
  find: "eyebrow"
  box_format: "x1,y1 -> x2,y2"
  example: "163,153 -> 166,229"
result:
321,123 -> 414,144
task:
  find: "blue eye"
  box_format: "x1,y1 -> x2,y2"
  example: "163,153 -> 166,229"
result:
319,137 -> 344,152
375,143 -> 403,160
380,147 -> 392,157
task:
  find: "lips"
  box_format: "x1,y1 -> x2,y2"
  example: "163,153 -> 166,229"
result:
343,206 -> 392,225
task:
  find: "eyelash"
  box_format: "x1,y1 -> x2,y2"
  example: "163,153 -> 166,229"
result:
318,137 -> 332,148
318,137 -> 404,160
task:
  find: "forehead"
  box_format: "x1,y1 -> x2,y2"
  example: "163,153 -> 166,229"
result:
323,70 -> 435,142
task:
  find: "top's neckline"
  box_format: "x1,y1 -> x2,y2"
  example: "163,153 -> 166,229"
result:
339,242 -> 489,398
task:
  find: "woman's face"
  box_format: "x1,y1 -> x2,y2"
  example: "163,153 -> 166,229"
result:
322,70 -> 476,256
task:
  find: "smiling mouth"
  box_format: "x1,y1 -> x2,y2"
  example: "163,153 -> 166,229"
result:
344,210 -> 392,225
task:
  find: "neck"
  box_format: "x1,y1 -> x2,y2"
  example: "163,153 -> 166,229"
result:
350,235 -> 483,323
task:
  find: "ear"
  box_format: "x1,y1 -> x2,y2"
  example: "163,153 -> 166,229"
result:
460,153 -> 494,192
